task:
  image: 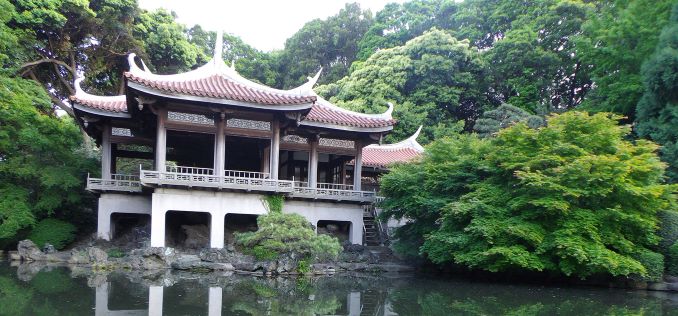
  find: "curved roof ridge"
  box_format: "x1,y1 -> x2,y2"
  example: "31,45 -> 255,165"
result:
314,95 -> 394,120
73,76 -> 126,102
366,125 -> 424,152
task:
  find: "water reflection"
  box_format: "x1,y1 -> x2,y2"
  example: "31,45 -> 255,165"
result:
1,260 -> 677,315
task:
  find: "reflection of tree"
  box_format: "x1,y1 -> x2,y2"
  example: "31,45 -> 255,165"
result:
30,269 -> 75,294
0,276 -> 33,316
229,279 -> 342,316
388,283 -> 668,316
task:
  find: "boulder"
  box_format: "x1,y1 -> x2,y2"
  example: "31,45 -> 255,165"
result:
87,247 -> 108,263
199,248 -> 230,262
42,244 -> 56,254
325,224 -> 339,232
68,249 -> 90,264
181,225 -> 210,248
342,241 -> 365,253
17,240 -> 45,261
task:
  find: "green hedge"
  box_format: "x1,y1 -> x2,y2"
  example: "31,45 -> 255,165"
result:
633,250 -> 665,282
668,242 -> 678,276
28,219 -> 76,250
658,210 -> 678,255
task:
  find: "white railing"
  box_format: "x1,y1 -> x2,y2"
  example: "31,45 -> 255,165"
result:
140,166 -> 293,193
224,169 -> 270,179
86,173 -> 142,192
166,165 -> 214,175
139,165 -> 377,202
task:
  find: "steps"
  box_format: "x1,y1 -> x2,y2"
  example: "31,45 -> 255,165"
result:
363,207 -> 381,246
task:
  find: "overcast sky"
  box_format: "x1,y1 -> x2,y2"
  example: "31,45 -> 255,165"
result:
138,0 -> 405,52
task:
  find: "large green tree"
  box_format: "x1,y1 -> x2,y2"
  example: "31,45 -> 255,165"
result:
382,112 -> 675,279
578,0 -> 675,119
635,2 -> 678,183
318,29 -> 489,142
277,3 -> 374,88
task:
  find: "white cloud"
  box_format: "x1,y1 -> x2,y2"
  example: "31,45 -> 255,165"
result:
138,0 -> 403,52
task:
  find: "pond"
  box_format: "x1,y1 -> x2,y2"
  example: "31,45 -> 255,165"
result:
0,259 -> 676,315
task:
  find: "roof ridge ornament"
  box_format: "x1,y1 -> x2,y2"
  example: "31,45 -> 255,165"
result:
289,67 -> 322,95
127,53 -> 145,74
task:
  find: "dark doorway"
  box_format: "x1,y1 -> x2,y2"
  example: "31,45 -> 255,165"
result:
224,214 -> 259,246
166,130 -> 215,169
279,150 -> 309,182
317,220 -> 351,242
225,136 -> 268,172
110,213 -> 150,247
165,211 -> 211,249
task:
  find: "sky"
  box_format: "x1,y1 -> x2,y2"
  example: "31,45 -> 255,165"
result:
138,0 -> 404,52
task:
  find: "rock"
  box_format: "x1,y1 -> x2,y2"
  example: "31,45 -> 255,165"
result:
343,242 -> 365,253
8,251 -> 20,261
199,248 -> 229,262
668,283 -> 678,291
665,275 -> 678,283
276,255 -> 297,274
42,244 -> 56,254
648,282 -> 669,291
171,255 -> 234,271
68,249 -> 90,264
87,247 -> 108,263
17,240 -> 45,261
181,225 -> 210,248
325,224 -> 339,232
226,244 -> 235,252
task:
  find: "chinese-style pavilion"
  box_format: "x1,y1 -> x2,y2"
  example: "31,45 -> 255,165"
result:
72,32 -> 422,248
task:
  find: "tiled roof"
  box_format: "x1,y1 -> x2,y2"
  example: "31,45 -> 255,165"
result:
69,77 -> 128,114
304,97 -> 396,129
124,52 -> 316,106
124,72 -> 317,106
355,126 -> 424,168
362,147 -> 422,168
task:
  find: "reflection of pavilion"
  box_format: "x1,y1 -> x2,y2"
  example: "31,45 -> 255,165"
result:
94,282 -> 395,316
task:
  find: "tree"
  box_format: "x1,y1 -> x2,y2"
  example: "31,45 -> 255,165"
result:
578,0 -> 675,119
0,77 -> 96,242
635,2 -> 678,183
277,3 -> 374,88
317,29 -> 490,142
473,104 -> 544,137
382,112 -> 675,279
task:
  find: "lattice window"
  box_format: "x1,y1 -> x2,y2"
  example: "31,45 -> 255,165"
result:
319,138 -> 355,148
282,135 -> 308,144
117,144 -> 152,153
226,118 -> 271,131
167,111 -> 214,125
111,127 -> 132,137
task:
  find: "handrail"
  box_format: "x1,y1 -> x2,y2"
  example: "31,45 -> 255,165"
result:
87,173 -> 141,192
224,169 -> 270,179
166,165 -> 214,175
317,182 -> 354,191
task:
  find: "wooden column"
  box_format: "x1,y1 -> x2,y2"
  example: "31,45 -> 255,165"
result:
353,140 -> 363,191
101,124 -> 112,179
308,136 -> 319,188
155,108 -> 167,172
214,113 -> 226,176
270,120 -> 280,179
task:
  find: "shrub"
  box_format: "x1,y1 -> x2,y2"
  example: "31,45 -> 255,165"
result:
107,248 -> 125,258
297,258 -> 311,274
263,195 -> 284,214
28,218 -> 76,250
668,242 -> 678,276
236,211 -> 341,262
633,250 -> 665,282
657,210 -> 678,255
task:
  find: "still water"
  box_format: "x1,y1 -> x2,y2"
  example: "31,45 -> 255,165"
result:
1,259 -> 677,315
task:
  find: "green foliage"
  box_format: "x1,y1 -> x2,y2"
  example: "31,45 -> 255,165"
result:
579,0 -> 675,119
297,258 -> 311,274
107,248 -> 125,258
632,250 -> 665,282
0,277 -> 33,316
236,212 -> 341,262
668,242 -> 678,275
263,195 -> 284,214
657,210 -> 678,256
28,219 -> 76,250
473,104 -> 545,137
635,2 -> 678,183
318,28 -> 489,141
0,77 -> 95,242
277,3 -> 374,88
382,112 -> 675,279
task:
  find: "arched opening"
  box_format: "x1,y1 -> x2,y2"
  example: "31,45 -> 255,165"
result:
224,214 -> 259,247
165,211 -> 211,249
110,213 -> 151,246
317,220 -> 351,242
